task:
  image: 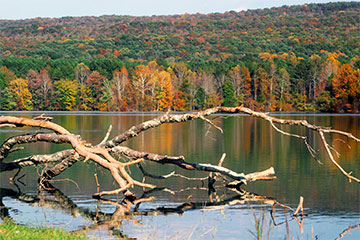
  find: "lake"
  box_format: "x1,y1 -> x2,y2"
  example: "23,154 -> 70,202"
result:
0,112 -> 359,239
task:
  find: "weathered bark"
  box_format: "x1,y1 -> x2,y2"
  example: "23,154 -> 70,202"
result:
0,116 -> 70,134
0,133 -> 64,161
112,146 -> 275,183
40,156 -> 78,180
0,150 -> 75,172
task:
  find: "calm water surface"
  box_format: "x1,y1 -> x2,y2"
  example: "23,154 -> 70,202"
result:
0,112 -> 359,239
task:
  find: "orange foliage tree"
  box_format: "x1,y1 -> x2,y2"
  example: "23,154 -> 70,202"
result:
155,70 -> 173,111
332,64 -> 360,112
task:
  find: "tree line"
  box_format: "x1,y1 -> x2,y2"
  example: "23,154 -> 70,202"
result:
1,52 -> 359,112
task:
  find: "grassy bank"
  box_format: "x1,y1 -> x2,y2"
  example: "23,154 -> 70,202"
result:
0,218 -> 88,240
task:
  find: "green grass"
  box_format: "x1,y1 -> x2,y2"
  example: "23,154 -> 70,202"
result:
0,218 -> 88,240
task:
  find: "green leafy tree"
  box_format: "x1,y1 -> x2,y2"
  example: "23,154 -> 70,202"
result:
205,93 -> 222,108
254,67 -> 270,110
1,88 -> 17,110
0,71 -> 5,89
315,91 -> 334,112
222,80 -> 237,107
195,87 -> 205,110
178,78 -> 193,110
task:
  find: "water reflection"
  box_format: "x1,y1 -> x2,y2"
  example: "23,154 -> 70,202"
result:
0,112 -> 360,239
0,181 -> 302,239
1,180 -> 358,239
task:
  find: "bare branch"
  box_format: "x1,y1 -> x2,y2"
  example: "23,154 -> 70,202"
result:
217,153 -> 226,168
93,183 -> 132,198
329,145 -> 341,158
99,125 -> 112,145
0,133 -> 66,161
33,114 -> 53,121
137,163 -> 176,179
336,224 -> 360,240
226,167 -> 276,188
138,163 -> 208,181
318,131 -> 360,183
0,116 -> 71,134
1,150 -> 76,172
199,115 -> 223,133
112,146 -> 259,183
112,145 -> 184,162
293,196 -> 304,216
94,173 -> 100,194
40,155 -> 79,180
9,147 -> 24,153
0,123 -> 16,128
323,129 -> 360,142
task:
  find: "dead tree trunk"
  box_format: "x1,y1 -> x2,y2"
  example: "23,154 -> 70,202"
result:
0,106 -> 359,200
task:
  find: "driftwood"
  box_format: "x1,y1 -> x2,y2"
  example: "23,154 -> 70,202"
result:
0,106 -> 359,200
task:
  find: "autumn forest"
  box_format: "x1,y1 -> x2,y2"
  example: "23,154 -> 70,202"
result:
0,2 -> 359,112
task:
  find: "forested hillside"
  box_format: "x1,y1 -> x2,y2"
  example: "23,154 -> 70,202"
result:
0,1 -> 359,112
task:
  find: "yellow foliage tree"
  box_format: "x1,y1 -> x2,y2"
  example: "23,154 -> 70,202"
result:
54,79 -> 78,111
8,78 -> 33,110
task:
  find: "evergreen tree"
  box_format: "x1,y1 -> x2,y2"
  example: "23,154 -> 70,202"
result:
195,87 -> 205,110
222,80 -> 236,107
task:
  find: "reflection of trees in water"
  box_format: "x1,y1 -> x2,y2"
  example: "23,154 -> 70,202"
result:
2,181 -> 358,239
0,181 -> 311,239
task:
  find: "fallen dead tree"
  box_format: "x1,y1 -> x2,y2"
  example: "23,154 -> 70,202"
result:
0,106 -> 359,200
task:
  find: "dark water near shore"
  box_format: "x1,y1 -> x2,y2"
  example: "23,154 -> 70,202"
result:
0,112 -> 359,239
